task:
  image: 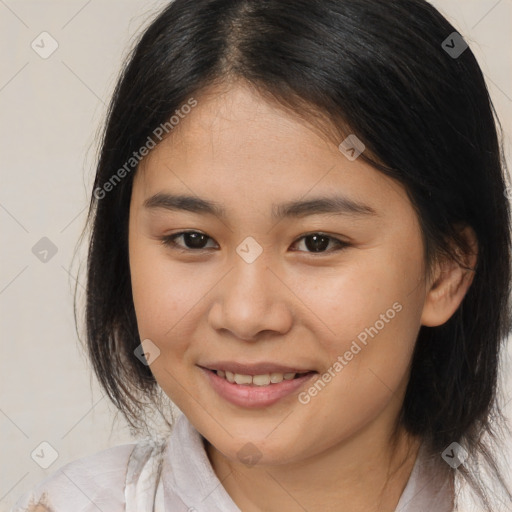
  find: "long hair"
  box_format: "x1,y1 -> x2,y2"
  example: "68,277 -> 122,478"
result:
74,1 -> 512,508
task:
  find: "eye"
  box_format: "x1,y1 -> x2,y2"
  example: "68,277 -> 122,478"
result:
160,231 -> 217,251
290,233 -> 349,254
160,231 -> 348,254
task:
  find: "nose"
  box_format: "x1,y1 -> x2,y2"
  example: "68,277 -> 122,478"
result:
208,253 -> 293,341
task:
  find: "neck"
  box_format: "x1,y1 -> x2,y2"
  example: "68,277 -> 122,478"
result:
205,420 -> 422,512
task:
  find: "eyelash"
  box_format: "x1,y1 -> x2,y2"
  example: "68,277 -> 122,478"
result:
159,230 -> 349,255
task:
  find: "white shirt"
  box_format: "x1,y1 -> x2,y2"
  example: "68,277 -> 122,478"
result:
10,411 -> 457,512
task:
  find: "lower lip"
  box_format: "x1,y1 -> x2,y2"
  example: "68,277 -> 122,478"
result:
199,367 -> 318,408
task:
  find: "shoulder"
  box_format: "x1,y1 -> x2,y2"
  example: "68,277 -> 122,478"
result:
10,442 -> 138,512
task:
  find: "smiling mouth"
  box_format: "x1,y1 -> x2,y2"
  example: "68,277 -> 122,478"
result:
199,366 -> 319,408
203,368 -> 317,386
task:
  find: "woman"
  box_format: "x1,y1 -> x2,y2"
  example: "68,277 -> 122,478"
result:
12,0 -> 512,510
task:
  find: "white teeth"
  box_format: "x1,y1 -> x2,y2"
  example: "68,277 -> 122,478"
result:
215,370 -> 303,386
252,374 -> 271,386
270,372 -> 284,383
234,373 -> 253,385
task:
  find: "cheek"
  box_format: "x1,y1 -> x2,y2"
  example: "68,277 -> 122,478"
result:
293,258 -> 424,445
297,256 -> 422,346
129,245 -> 208,401
129,242 -> 203,345
294,244 -> 425,394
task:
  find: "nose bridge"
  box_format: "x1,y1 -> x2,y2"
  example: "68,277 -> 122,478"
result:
209,240 -> 292,339
228,242 -> 276,312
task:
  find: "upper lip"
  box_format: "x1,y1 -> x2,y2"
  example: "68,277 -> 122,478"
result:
199,362 -> 316,376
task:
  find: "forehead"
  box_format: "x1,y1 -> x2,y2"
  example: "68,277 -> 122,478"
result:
138,81 -> 349,173
131,83 -> 408,222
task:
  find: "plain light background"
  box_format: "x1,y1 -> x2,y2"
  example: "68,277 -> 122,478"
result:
1,1 -> 511,510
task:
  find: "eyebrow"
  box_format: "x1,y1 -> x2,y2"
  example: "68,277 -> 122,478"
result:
143,192 -> 378,219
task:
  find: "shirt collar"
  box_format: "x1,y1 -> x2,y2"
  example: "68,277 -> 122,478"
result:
162,412 -> 240,511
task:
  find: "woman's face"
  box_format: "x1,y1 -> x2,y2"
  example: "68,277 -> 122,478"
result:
128,82 -> 430,466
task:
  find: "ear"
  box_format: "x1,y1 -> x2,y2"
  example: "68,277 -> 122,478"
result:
421,225 -> 478,327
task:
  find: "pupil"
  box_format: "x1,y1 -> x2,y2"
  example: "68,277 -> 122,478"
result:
306,234 -> 329,252
185,232 -> 208,249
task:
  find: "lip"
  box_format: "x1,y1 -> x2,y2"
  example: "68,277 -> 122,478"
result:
198,361 -> 315,376
199,366 -> 318,408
